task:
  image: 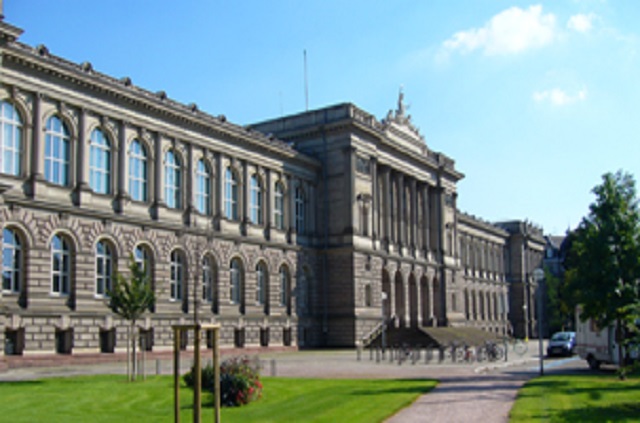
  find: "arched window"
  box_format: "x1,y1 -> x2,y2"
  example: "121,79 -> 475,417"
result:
279,265 -> 291,313
224,167 -> 238,220
250,174 -> 263,225
165,150 -> 182,209
2,228 -> 22,293
230,258 -> 243,305
274,181 -> 284,230
256,262 -> 267,306
51,234 -> 71,295
95,240 -> 114,297
129,139 -> 148,202
170,250 -> 184,301
202,255 -> 214,303
134,244 -> 152,277
89,129 -> 111,194
295,186 -> 305,234
195,159 -> 211,215
0,101 -> 22,176
44,116 -> 71,186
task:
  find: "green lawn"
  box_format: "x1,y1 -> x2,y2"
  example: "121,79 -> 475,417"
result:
0,375 -> 436,423
510,374 -> 640,422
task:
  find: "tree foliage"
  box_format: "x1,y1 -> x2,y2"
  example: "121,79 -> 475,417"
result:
544,267 -> 574,333
108,255 -> 154,323
107,254 -> 155,381
566,171 -> 640,327
565,171 -> 640,376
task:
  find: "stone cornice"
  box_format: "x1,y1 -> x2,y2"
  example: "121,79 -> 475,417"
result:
251,102 -> 463,180
0,20 -> 24,42
457,211 -> 510,239
1,37 -> 319,169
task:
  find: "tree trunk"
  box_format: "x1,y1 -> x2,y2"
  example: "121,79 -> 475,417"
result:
126,325 -> 130,381
131,320 -> 137,382
617,318 -> 626,380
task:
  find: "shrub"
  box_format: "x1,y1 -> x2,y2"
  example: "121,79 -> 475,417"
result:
184,355 -> 263,407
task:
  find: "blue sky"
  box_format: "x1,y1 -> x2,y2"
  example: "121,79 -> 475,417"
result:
5,0 -> 638,235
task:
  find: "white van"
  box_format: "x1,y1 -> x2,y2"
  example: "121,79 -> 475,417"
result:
575,306 -> 639,370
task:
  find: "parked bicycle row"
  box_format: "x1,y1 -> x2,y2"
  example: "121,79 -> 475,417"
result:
358,338 -> 529,365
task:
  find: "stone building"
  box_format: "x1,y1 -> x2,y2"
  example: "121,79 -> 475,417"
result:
0,16 -> 543,356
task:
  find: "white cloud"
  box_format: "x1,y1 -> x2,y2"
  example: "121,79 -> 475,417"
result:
442,5 -> 557,56
567,13 -> 596,33
533,88 -> 588,106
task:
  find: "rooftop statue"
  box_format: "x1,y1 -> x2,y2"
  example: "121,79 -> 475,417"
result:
383,87 -> 422,140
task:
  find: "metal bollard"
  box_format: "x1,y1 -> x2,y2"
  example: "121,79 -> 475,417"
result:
370,346 -> 374,361
357,346 -> 361,361
270,359 -> 276,377
156,359 -> 161,375
376,347 -> 380,363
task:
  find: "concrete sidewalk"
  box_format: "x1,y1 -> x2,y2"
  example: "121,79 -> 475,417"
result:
0,341 -> 549,422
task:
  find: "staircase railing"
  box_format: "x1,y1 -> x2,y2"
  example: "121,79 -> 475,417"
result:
360,315 -> 397,348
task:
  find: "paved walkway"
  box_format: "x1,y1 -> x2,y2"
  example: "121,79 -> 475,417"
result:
0,341 -> 557,422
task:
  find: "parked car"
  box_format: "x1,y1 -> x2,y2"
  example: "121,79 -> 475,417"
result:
547,331 -> 576,357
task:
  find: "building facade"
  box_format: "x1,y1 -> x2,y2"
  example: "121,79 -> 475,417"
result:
1,17 -> 543,356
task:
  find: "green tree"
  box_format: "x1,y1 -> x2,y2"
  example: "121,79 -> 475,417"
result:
544,268 -> 574,333
108,255 -> 155,381
566,171 -> 640,377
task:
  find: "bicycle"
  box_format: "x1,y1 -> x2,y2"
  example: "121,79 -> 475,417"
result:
505,337 -> 528,356
478,341 -> 504,362
444,342 -> 465,363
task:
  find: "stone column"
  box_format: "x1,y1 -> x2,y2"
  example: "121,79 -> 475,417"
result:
383,167 -> 391,244
242,160 -> 249,223
410,179 -> 417,250
265,169 -> 272,231
308,182 -> 316,235
452,193 -> 458,258
427,277 -> 435,324
185,142 -> 194,211
345,147 -> 356,234
416,274 -> 423,326
153,132 -> 163,206
389,171 -> 396,244
215,153 -> 223,219
73,108 -> 88,206
430,186 -> 444,256
422,185 -> 430,255
388,271 -> 396,319
397,173 -> 405,247
30,93 -> 43,181
403,272 -> 410,327
371,158 -> 378,239
288,174 -> 295,233
115,120 -> 128,212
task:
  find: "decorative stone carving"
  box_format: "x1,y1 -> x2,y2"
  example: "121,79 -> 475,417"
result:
382,88 -> 422,138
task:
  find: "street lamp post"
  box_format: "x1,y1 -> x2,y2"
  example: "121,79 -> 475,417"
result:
381,292 -> 388,354
533,268 -> 545,376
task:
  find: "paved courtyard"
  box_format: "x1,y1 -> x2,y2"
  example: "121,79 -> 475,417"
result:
0,341 -> 581,422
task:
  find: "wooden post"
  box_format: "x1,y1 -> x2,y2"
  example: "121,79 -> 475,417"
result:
174,327 -> 180,423
214,328 -> 220,423
173,324 -> 220,423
